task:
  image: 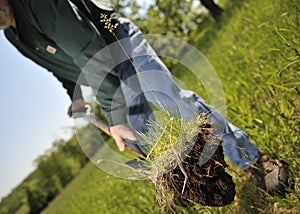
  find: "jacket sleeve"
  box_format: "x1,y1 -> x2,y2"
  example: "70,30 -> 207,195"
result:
53,74 -> 83,101
30,0 -> 128,126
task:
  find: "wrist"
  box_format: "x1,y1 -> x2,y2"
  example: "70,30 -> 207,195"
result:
72,98 -> 84,105
71,99 -> 86,113
104,107 -> 128,127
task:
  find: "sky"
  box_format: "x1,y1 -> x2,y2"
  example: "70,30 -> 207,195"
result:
0,31 -> 76,199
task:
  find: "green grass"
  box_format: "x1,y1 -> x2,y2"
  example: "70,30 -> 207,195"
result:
43,0 -> 299,213
42,157 -> 160,214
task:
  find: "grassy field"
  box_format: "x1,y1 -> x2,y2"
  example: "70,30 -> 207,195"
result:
43,0 -> 299,213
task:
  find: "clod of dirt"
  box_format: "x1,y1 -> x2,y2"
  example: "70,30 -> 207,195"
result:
155,124 -> 236,207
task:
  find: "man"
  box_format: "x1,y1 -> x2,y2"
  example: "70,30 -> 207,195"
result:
0,0 -> 293,196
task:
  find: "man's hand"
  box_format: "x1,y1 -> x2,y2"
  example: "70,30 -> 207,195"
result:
68,99 -> 87,117
110,124 -> 138,152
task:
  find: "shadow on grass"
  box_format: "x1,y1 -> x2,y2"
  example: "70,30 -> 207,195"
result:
236,175 -> 271,214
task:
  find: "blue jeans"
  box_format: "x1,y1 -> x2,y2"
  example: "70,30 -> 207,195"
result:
112,18 -> 259,169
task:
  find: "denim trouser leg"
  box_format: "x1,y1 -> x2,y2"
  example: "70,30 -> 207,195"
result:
183,91 -> 259,168
114,18 -> 259,169
222,122 -> 259,168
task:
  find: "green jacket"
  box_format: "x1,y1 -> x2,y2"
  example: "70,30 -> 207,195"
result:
7,0 -> 127,126
5,28 -> 85,101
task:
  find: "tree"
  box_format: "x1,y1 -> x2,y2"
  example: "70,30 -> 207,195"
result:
25,180 -> 50,214
199,0 -> 223,19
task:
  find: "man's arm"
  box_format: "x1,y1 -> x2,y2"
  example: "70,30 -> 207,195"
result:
53,74 -> 86,116
54,73 -> 136,152
30,0 -> 137,151
53,74 -> 83,101
31,0 -> 127,125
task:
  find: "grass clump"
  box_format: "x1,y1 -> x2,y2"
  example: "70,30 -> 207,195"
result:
139,111 -> 235,212
142,111 -> 202,160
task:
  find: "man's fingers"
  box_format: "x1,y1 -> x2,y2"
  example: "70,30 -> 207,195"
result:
115,138 -> 125,152
110,124 -> 138,152
67,105 -> 73,117
68,99 -> 86,117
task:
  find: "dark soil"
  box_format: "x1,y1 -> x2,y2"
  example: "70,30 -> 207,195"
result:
157,125 -> 236,207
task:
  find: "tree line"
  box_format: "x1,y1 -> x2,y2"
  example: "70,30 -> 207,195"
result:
0,122 -> 106,214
